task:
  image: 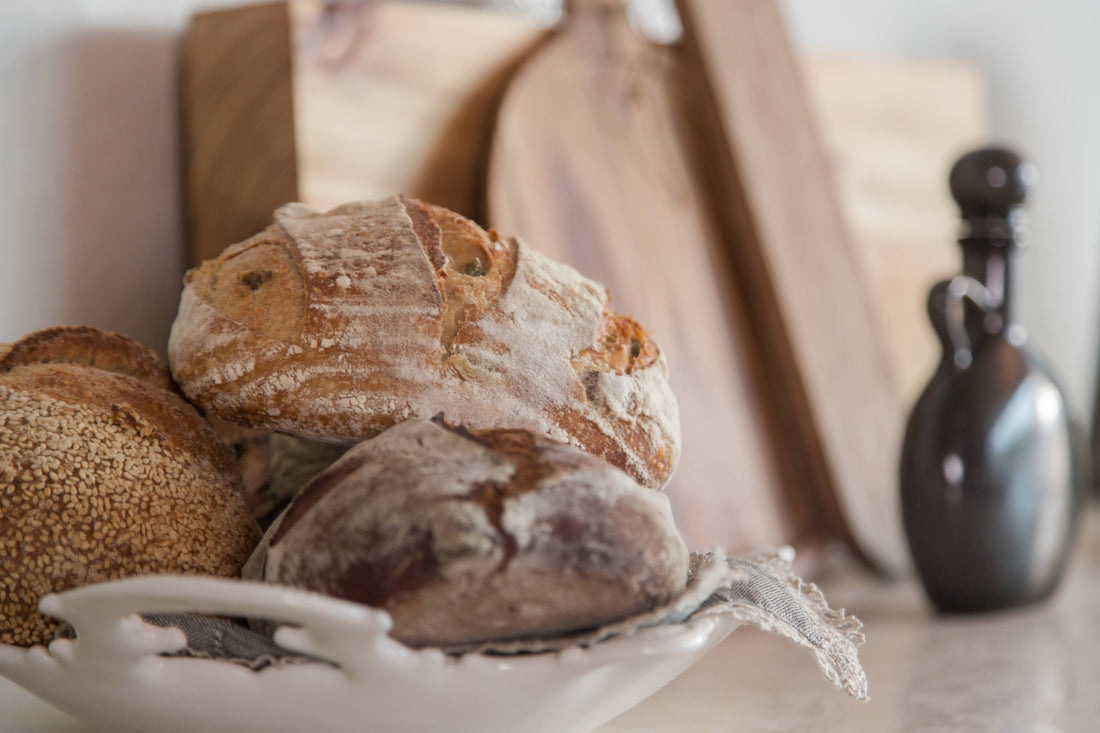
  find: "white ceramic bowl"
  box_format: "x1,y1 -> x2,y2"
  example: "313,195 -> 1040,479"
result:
0,576 -> 740,733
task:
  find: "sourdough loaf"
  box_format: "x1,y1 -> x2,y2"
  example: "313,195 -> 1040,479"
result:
168,196 -> 680,488
244,419 -> 689,648
0,326 -> 261,646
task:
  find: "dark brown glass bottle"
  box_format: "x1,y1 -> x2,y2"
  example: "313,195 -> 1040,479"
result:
900,146 -> 1086,612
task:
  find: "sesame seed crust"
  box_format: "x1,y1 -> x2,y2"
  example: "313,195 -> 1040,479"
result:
0,331 -> 260,647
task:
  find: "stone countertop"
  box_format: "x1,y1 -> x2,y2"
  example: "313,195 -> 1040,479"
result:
598,506 -> 1100,732
3,507 -> 1098,732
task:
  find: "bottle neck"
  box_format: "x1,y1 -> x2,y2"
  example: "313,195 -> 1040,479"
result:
960,242 -> 1013,342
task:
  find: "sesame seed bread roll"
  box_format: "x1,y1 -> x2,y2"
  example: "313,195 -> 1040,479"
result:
0,327 -> 261,646
244,419 -> 690,648
168,195 -> 680,489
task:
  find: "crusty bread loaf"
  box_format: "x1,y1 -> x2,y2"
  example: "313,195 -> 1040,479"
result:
244,419 -> 689,648
0,327 -> 261,646
168,195 -> 680,489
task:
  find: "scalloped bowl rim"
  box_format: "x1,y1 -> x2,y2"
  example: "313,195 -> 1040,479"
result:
0,575 -> 741,733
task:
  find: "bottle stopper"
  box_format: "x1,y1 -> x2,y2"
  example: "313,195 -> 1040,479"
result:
949,146 -> 1036,245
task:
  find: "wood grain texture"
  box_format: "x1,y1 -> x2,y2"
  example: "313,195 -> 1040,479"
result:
289,1 -> 546,217
185,2 -> 299,266
677,0 -> 910,574
803,56 -> 987,405
485,2 -> 811,553
184,1 -> 543,266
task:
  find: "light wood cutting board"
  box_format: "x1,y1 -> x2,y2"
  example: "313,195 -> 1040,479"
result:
482,0 -> 813,553
185,1 -> 547,264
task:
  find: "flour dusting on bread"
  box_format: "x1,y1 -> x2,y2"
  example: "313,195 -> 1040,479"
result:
169,195 -> 680,488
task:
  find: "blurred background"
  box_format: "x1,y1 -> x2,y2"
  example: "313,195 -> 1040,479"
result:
1,0 -> 1097,417
783,0 -> 1100,430
1,0 -> 1097,563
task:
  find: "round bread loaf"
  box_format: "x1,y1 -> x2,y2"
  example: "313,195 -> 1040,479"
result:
0,326 -> 262,646
244,419 -> 690,648
168,195 -> 680,489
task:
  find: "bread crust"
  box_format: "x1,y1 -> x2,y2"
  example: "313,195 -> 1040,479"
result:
0,325 -> 176,392
169,195 -> 680,488
0,327 -> 261,646
245,420 -> 689,647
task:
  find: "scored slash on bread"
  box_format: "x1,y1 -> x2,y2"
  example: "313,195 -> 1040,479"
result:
169,195 -> 681,488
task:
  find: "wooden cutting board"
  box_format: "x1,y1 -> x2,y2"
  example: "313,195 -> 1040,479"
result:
800,56 -> 986,405
185,1 -> 547,264
184,0 -> 986,569
482,0 -> 812,553
674,0 -> 979,574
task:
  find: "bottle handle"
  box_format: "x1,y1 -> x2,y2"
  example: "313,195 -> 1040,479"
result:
944,275 -> 1002,369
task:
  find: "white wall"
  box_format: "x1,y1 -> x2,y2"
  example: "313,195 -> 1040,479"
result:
1,0 -> 1097,423
0,0 -> 238,357
781,0 -> 1100,422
